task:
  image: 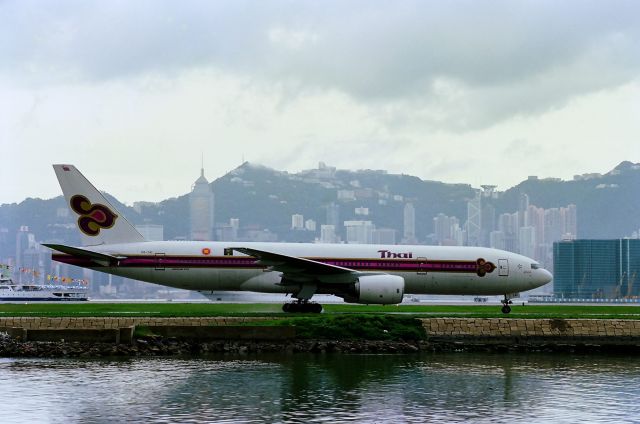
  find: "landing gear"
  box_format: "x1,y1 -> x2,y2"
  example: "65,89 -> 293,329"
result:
501,294 -> 513,314
282,300 -> 323,313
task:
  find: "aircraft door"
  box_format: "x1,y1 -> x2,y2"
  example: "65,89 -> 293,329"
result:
417,257 -> 428,275
155,253 -> 165,271
498,259 -> 509,276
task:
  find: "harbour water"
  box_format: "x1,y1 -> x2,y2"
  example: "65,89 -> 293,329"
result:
1,352 -> 639,423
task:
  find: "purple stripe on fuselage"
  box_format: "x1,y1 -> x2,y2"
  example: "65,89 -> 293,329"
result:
52,254 -> 481,273
0,298 -> 88,301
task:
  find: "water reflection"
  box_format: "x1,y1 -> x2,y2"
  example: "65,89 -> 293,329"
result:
1,353 -> 640,423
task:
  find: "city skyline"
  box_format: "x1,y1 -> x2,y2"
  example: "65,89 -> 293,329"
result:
5,163 -> 581,268
3,159 -> 638,244
4,160 -> 639,300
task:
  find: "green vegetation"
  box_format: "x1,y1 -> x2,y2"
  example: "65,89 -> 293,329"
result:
1,302 -> 640,319
0,302 -> 283,317
132,325 -> 157,338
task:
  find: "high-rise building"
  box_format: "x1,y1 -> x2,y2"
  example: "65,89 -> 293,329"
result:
433,213 -> 449,245
481,202 -> 496,246
190,167 -> 214,241
135,224 -> 164,241
305,219 -> 316,232
519,203 -> 578,265
344,220 -> 374,244
372,228 -> 396,245
525,205 -> 545,255
433,213 -> 462,246
218,218 -> 240,242
325,202 -> 340,227
402,203 -> 417,244
466,191 -> 481,246
489,230 -> 505,250
291,214 -> 304,230
544,208 -> 564,245
519,226 -> 536,259
497,212 -> 519,252
15,226 -> 35,283
319,225 -> 338,244
564,204 -> 578,237
518,193 -> 529,227
554,239 -> 640,299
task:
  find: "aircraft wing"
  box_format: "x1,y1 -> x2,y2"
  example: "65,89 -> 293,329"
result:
231,247 -> 367,283
42,243 -> 124,266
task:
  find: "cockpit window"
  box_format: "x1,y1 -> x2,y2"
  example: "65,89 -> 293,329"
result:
531,263 -> 540,270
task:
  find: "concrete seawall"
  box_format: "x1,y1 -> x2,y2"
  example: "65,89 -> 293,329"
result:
0,317 -> 268,330
2,317 -> 640,352
3,316 -> 640,334
420,318 -> 640,349
0,317 -> 272,345
421,318 -> 640,337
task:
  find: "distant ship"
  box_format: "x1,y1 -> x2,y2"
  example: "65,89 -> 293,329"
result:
0,275 -> 88,301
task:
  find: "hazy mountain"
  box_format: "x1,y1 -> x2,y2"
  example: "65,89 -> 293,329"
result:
1,161 -> 639,259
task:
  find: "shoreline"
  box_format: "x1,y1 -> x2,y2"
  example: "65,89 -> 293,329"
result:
3,336 -> 640,358
3,316 -> 640,357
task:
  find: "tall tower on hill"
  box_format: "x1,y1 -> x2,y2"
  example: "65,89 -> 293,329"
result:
402,202 -> 417,244
190,166 -> 214,241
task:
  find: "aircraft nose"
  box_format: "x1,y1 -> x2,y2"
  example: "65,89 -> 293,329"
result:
534,269 -> 553,287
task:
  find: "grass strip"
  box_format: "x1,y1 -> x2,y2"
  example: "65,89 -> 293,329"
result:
1,302 -> 640,319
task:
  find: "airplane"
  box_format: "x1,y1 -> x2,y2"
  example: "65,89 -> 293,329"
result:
43,164 -> 552,313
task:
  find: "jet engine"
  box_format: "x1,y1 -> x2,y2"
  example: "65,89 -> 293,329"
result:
344,274 -> 405,304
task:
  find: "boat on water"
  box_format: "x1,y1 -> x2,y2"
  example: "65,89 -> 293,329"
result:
0,275 -> 88,301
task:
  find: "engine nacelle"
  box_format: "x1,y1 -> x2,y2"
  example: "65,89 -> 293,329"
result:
351,274 -> 405,305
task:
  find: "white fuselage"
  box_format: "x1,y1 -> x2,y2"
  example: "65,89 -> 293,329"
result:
53,241 -> 551,297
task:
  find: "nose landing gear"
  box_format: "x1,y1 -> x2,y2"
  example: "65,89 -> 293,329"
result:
501,294 -> 513,314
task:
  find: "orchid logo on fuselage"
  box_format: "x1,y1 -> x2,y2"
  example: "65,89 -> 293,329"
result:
69,194 -> 118,236
476,258 -> 496,277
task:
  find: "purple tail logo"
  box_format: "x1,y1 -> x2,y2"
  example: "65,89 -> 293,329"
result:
70,195 -> 118,236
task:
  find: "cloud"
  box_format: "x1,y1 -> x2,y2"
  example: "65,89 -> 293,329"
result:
1,1 -> 639,204
2,1 -> 639,128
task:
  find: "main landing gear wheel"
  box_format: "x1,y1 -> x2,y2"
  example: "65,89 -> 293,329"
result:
501,295 -> 513,314
282,301 -> 323,313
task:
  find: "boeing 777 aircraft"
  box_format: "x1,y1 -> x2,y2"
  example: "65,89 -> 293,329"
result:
44,165 -> 552,313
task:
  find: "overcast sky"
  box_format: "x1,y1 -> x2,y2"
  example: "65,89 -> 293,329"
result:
1,0 -> 639,205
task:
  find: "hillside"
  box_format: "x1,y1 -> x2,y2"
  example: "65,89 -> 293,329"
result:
1,161 -> 639,259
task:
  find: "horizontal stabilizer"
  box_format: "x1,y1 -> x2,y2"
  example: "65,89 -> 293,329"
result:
42,243 -> 124,266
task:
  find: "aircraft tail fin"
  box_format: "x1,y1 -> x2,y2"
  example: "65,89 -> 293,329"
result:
53,164 -> 146,246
